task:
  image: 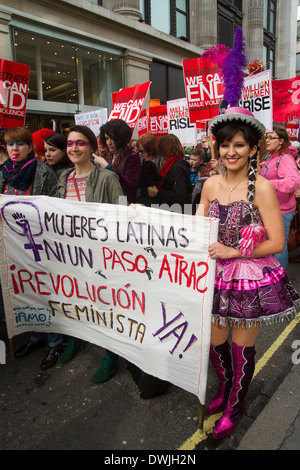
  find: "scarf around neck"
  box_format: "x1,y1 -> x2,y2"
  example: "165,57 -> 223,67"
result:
2,151 -> 37,190
156,155 -> 180,190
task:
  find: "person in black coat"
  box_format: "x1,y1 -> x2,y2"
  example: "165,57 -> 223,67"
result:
147,134 -> 192,212
136,133 -> 162,206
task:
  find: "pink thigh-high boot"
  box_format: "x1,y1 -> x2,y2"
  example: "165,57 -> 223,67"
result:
212,341 -> 256,440
208,341 -> 233,414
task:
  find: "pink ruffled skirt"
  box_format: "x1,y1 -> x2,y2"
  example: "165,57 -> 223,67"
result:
212,256 -> 300,328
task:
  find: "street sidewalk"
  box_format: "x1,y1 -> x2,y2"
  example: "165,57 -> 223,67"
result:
237,362 -> 300,450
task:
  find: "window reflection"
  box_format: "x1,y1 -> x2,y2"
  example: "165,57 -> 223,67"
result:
14,30 -> 123,109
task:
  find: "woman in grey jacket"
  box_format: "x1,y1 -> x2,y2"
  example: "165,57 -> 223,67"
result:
56,125 -> 124,385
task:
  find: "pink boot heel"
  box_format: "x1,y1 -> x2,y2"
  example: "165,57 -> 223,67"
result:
212,402 -> 245,440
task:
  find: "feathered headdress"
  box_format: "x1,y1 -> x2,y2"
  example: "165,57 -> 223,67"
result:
202,28 -> 248,110
202,44 -> 230,70
222,27 -> 248,107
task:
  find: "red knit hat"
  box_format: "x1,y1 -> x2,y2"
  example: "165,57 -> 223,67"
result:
32,128 -> 55,156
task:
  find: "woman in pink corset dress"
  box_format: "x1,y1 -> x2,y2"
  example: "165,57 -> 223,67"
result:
196,108 -> 300,440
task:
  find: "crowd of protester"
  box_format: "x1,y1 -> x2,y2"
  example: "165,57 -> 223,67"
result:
1,117 -> 300,440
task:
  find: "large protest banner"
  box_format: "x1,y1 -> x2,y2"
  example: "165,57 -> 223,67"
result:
241,70 -> 273,132
183,57 -> 224,124
0,59 -> 30,128
0,196 -> 218,404
167,98 -> 197,146
108,82 -> 151,129
272,75 -> 300,123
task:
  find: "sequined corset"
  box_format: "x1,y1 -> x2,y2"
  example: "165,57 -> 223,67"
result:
208,199 -> 263,248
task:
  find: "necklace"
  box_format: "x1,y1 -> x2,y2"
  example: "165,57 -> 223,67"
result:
225,175 -> 245,205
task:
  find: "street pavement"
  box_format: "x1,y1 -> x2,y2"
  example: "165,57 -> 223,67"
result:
1,253 -> 300,452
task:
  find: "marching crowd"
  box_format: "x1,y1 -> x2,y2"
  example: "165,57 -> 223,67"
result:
1,111 -> 300,440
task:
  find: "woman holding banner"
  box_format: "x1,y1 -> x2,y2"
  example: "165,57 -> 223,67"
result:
56,125 -> 124,384
196,107 -> 300,440
0,126 -> 62,370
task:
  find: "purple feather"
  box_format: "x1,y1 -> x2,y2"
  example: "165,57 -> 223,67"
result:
222,27 -> 248,107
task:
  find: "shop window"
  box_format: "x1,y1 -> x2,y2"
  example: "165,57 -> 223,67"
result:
13,30 -> 123,110
217,0 -> 243,47
140,0 -> 190,41
150,61 -> 185,103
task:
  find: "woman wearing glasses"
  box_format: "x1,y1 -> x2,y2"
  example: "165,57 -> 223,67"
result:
0,127 -> 60,369
56,125 -> 124,385
260,125 -> 300,269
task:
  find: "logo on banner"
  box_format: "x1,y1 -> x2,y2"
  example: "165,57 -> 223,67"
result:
1,201 -> 43,262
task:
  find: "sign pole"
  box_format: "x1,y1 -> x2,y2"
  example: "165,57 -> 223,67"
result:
198,404 -> 205,433
9,338 -> 14,361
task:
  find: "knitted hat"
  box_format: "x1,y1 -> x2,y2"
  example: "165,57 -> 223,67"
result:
32,128 -> 55,156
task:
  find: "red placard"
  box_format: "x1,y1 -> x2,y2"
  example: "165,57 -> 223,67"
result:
149,105 -> 168,137
0,59 -> 30,128
183,57 -> 224,124
286,123 -> 299,141
137,108 -> 148,137
108,81 -> 151,129
272,76 -> 300,123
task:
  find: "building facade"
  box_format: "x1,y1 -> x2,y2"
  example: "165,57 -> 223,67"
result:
0,0 -> 297,132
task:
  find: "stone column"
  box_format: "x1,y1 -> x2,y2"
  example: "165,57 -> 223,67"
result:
244,0 -> 264,63
0,9 -> 11,60
191,0 -> 218,49
276,0 -> 297,78
124,50 -> 152,87
110,0 -> 143,21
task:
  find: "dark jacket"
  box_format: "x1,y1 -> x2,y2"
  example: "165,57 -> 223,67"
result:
106,148 -> 141,203
156,159 -> 192,208
137,160 -> 162,206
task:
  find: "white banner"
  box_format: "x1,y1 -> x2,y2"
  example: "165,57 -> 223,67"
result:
74,108 -> 108,136
0,196 -> 218,404
241,70 -> 273,132
167,98 -> 197,147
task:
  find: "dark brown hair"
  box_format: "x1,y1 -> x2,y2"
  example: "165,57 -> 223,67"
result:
272,124 -> 290,155
67,125 -> 98,152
